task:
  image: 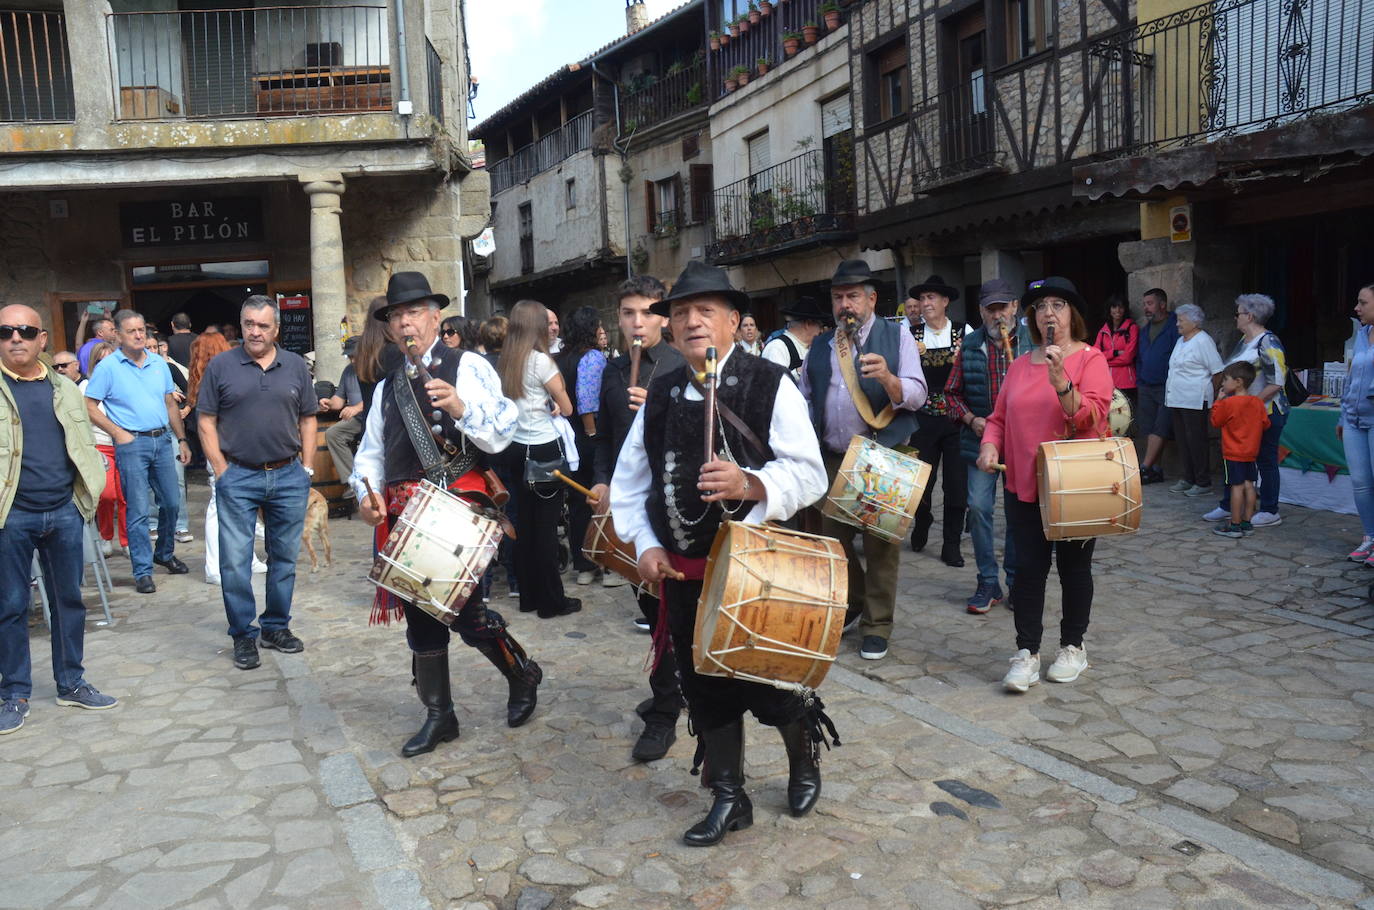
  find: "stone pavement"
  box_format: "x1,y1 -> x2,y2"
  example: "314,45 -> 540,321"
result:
5,476 -> 1373,909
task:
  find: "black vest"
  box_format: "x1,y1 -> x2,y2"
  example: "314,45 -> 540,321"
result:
643,352 -> 782,558
379,345 -> 473,485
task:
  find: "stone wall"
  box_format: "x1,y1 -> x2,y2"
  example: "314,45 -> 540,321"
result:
485,151 -> 606,287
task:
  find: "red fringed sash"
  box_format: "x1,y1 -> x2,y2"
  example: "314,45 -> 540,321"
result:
370,469 -> 489,626
648,552 -> 708,672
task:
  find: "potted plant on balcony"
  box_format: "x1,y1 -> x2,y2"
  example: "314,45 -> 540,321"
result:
802,21 -> 820,44
709,30 -> 721,51
782,31 -> 802,56
748,1 -> 761,25
759,0 -> 773,15
756,56 -> 772,77
734,64 -> 751,86
720,28 -> 731,46
819,1 -> 842,30
724,72 -> 739,92
739,14 -> 750,34
686,82 -> 703,104
729,17 -> 741,37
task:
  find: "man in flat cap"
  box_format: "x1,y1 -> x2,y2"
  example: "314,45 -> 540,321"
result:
799,260 -> 928,662
611,260 -> 831,847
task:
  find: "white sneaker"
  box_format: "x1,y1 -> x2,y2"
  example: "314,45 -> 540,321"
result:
252,558 -> 268,574
1251,511 -> 1282,527
175,530 -> 194,543
99,538 -> 113,557
1184,484 -> 1211,497
576,570 -> 595,586
602,573 -> 629,588
1002,649 -> 1040,692
1046,645 -> 1089,683
1348,536 -> 1374,562
1169,479 -> 1191,493
1202,507 -> 1230,522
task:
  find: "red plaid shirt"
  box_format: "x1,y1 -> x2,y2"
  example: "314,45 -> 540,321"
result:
944,332 -> 1021,425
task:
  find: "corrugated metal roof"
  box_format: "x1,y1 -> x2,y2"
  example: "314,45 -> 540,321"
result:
471,0 -> 701,138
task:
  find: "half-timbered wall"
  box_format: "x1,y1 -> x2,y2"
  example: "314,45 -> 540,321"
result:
849,0 -> 1137,219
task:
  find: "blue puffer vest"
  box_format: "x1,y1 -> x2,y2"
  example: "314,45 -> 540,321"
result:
805,315 -> 918,450
957,322 -> 1033,464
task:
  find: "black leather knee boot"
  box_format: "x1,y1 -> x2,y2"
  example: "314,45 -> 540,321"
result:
401,650 -> 459,758
683,720 -> 753,846
778,718 -> 821,817
474,634 -> 542,727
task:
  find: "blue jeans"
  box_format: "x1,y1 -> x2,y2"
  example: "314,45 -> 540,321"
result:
115,434 -> 181,578
148,435 -> 190,534
216,460 -> 310,640
0,502 -> 90,700
1218,409 -> 1287,514
1344,422 -> 1374,536
966,463 -> 1016,588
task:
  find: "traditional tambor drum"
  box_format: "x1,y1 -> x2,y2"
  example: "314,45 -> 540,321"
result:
582,498 -> 657,598
369,480 -> 504,625
1036,437 -> 1142,540
820,435 -> 932,542
1108,388 -> 1134,437
694,522 -> 849,690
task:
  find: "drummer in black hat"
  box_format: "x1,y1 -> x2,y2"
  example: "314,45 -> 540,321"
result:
799,260 -> 928,663
610,260 -> 832,847
906,275 -> 973,566
352,271 -> 547,758
761,296 -> 831,380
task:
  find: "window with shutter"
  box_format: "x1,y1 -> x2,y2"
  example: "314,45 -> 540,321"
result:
689,163 -> 713,223
820,94 -> 852,139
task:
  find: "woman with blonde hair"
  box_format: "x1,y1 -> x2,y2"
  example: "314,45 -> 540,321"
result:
495,300 -> 580,618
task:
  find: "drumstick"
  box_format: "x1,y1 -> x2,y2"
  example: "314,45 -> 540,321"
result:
628,337 -> 643,389
664,567 -> 686,581
702,346 -> 718,465
552,469 -> 599,503
362,478 -> 383,513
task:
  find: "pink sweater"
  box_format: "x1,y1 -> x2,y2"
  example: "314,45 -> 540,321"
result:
982,346 -> 1113,503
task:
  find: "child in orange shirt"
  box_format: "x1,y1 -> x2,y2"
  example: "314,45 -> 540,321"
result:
1210,361 -> 1271,538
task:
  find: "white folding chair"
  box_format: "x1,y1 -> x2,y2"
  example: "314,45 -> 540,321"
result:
81,522 -> 114,625
30,554 -> 50,631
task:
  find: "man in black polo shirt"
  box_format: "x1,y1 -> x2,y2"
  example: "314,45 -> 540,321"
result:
198,295 -> 318,670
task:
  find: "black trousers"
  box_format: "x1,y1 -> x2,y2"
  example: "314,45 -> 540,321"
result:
665,577 -> 804,732
1006,496 -> 1096,654
910,414 -> 968,547
566,431 -> 596,572
1170,406 -> 1212,487
639,590 -> 682,725
404,589 -> 508,653
492,441 -> 571,615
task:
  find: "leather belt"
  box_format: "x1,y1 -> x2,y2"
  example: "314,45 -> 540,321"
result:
228,456 -> 296,472
132,428 -> 168,438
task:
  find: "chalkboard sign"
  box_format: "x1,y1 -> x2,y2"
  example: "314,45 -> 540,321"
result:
278,295 -> 313,357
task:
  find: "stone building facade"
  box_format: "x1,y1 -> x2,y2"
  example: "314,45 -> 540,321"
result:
0,0 -> 486,384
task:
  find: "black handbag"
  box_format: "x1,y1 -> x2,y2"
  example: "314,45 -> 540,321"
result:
1284,367 -> 1310,407
523,413 -> 569,485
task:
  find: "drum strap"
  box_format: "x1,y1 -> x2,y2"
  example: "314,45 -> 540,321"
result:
833,328 -> 896,431
687,376 -> 768,463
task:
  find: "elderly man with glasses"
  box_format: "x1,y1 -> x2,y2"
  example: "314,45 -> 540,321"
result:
0,307 -> 117,735
52,351 -> 81,381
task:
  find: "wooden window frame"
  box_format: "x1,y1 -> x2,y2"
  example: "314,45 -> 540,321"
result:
1005,0 -> 1053,64
865,38 -> 910,128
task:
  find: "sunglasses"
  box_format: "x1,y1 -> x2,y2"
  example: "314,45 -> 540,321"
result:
0,324 -> 40,341
441,328 -> 459,337
54,360 -> 79,369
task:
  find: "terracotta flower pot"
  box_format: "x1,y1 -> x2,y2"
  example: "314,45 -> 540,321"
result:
738,70 -> 750,86
721,32 -> 731,46
757,62 -> 769,76
803,25 -> 819,44
823,10 -> 841,29
739,18 -> 749,34
783,37 -> 800,56
710,35 -> 721,51
760,1 -> 773,15
730,22 -> 741,37
749,9 -> 761,24
725,77 -> 739,92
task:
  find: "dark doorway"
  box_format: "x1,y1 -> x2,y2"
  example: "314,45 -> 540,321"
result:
942,6 -> 991,169
1041,235 -> 1132,332
134,287 -> 261,336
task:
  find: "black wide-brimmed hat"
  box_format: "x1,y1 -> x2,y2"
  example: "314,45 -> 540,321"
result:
374,271 -> 450,321
831,259 -> 875,288
908,274 -> 961,301
780,296 -> 833,324
651,261 -> 750,316
1022,276 -> 1085,312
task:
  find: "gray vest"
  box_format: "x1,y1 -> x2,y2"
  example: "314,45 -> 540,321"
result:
804,316 -> 918,449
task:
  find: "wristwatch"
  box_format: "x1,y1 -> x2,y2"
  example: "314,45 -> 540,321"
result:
304,466 -> 315,476
1057,380 -> 1075,397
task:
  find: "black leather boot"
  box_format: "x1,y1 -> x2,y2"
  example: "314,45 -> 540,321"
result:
683,720 -> 753,847
940,539 -> 965,568
909,513 -> 932,552
778,719 -> 821,817
474,635 -> 542,727
401,650 -> 459,758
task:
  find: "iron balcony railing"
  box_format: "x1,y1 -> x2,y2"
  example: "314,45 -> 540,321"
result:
106,5 -> 391,121
0,10 -> 75,122
1088,0 -> 1374,154
710,0 -> 828,102
909,83 -> 997,189
709,148 -> 854,262
489,109 -> 593,194
620,60 -> 705,135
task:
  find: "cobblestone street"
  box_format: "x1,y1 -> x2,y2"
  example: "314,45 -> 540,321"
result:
5,478 -> 1374,909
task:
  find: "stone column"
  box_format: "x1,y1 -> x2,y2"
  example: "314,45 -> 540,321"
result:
980,248 -> 1026,296
301,172 -> 347,384
66,1 -> 115,148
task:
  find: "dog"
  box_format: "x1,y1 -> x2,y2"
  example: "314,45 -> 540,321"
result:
301,488 -> 333,573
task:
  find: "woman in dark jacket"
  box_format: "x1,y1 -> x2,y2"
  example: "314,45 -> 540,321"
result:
554,306 -> 608,585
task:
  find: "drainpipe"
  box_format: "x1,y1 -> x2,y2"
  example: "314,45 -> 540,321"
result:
394,0 -> 413,115
590,60 -> 633,278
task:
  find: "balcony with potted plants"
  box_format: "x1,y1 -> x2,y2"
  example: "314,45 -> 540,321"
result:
709,0 -> 846,100
618,53 -> 707,137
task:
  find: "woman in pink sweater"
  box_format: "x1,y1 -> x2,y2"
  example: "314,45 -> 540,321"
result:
977,277 -> 1113,694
